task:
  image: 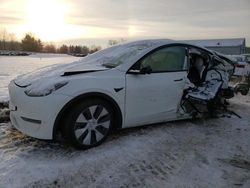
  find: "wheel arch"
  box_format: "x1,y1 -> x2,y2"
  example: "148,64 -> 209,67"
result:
53,92 -> 123,139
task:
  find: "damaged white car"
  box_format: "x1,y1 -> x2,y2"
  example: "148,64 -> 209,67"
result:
9,39 -> 238,149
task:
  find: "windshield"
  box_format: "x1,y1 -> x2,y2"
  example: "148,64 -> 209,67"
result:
79,41 -> 158,68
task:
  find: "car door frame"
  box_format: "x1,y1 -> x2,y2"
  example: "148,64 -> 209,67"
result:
123,44 -> 190,128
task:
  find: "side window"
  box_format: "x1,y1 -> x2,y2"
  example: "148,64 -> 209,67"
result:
140,46 -> 187,72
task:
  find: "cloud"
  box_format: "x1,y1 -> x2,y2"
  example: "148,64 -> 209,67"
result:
0,16 -> 23,24
0,0 -> 250,44
64,0 -> 250,42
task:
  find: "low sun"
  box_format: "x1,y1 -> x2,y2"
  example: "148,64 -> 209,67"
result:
25,0 -> 72,41
21,0 -> 142,42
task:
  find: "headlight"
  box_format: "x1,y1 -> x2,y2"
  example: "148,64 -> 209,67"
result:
24,81 -> 68,97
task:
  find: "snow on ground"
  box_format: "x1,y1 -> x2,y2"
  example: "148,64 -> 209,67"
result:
0,54 -> 80,101
0,53 -> 249,187
0,95 -> 249,188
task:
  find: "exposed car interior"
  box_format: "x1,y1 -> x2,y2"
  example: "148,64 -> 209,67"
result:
187,52 -> 208,86
181,47 -> 237,117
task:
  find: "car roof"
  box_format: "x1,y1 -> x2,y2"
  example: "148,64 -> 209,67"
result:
119,39 -> 215,56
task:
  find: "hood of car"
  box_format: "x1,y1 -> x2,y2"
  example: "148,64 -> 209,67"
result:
14,60 -> 109,87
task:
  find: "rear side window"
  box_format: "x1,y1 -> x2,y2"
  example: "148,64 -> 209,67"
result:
140,46 -> 187,72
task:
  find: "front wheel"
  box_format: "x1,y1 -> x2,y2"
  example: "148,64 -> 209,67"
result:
62,99 -> 114,149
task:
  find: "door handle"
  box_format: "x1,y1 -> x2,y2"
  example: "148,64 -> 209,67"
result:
174,78 -> 183,82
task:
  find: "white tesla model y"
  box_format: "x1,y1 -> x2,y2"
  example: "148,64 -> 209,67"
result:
8,39 -> 235,149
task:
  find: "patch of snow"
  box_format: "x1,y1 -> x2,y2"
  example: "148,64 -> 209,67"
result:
0,95 -> 249,187
0,54 -> 80,101
24,80 -> 68,96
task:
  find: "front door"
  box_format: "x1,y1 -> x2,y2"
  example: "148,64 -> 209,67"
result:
124,46 -> 188,127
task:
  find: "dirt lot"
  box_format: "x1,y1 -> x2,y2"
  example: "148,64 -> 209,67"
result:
0,95 -> 250,188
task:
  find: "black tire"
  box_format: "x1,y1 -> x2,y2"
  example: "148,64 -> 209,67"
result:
241,88 -> 249,95
62,98 -> 114,149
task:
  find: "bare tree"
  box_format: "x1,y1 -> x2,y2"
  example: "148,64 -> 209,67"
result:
0,28 -> 21,51
0,28 -> 7,50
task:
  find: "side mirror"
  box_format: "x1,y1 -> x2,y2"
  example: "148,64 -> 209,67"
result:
140,66 -> 152,74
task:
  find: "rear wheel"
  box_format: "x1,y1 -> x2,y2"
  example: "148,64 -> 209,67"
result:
62,99 -> 114,149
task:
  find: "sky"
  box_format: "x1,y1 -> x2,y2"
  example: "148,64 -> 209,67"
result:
0,0 -> 250,46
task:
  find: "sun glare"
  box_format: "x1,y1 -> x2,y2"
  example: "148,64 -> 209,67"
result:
15,0 -> 145,42
128,26 -> 139,37
24,0 -> 81,41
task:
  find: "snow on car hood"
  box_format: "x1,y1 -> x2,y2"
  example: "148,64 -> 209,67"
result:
13,60 -> 109,96
14,60 -> 108,87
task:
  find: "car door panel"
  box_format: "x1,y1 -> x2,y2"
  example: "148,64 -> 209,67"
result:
124,72 -> 186,127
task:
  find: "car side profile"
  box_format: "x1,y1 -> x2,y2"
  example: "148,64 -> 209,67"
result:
8,39 -> 235,149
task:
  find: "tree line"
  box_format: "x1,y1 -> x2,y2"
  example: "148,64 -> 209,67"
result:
0,29 -> 102,54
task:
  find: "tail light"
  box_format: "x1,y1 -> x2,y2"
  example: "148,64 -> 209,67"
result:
236,64 -> 245,68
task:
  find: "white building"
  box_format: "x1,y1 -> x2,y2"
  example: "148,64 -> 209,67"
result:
185,38 -> 246,55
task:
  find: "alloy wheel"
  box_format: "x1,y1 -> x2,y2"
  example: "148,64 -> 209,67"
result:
74,105 -> 111,146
